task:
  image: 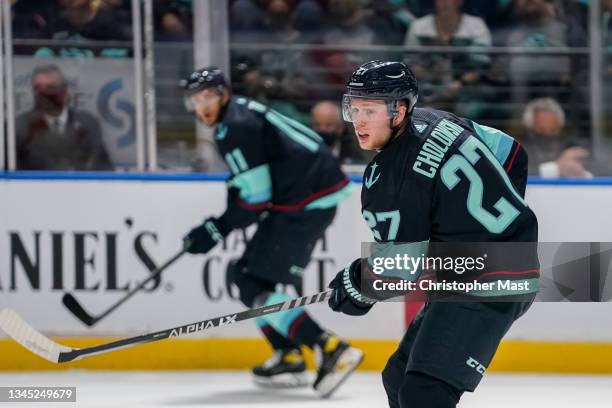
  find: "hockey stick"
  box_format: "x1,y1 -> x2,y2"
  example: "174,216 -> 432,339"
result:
0,290 -> 333,363
62,245 -> 189,326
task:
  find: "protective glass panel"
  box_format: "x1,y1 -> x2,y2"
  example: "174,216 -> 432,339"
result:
153,0 -> 198,171
11,0 -> 139,171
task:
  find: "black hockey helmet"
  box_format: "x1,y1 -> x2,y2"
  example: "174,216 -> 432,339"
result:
343,60 -> 418,123
181,65 -> 229,111
182,66 -> 229,95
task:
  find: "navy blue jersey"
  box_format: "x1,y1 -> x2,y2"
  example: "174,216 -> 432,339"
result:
214,96 -> 352,232
360,108 -> 538,288
361,107 -> 536,244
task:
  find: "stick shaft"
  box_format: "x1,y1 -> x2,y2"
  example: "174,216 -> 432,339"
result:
63,247 -> 187,325
94,248 -> 187,321
59,290 -> 333,362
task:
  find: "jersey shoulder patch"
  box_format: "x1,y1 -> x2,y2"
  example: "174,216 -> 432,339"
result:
413,122 -> 428,134
470,121 -> 517,166
411,107 -> 457,137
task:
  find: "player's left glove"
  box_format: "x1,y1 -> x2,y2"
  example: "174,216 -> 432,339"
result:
184,217 -> 228,254
328,259 -> 377,316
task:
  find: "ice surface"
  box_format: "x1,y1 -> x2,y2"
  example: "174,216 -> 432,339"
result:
1,371 -> 611,407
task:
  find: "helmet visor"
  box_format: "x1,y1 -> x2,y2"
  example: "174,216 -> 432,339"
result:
342,95 -> 399,123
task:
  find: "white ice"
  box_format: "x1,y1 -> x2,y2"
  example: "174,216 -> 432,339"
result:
1,371 -> 612,407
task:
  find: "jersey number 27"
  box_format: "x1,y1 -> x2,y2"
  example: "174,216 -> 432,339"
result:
362,210 -> 400,241
441,135 -> 527,234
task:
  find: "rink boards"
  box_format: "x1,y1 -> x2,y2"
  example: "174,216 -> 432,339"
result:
2,176 -> 612,371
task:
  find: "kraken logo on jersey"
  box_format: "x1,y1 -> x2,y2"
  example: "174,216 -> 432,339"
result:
215,123 -> 228,141
412,119 -> 464,179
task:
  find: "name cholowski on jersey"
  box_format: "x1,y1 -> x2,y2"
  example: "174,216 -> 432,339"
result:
360,108 -> 538,284
412,119 -> 464,179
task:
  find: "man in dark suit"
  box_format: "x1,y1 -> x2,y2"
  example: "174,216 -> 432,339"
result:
16,64 -> 112,170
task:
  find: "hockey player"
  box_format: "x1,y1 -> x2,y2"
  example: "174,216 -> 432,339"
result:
328,61 -> 539,407
181,66 -> 363,397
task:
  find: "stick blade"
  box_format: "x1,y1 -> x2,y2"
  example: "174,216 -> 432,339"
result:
62,293 -> 96,326
0,308 -> 71,363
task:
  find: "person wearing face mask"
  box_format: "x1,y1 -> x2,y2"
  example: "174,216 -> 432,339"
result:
16,64 -> 112,170
180,66 -> 363,396
310,100 -> 371,164
310,101 -> 345,154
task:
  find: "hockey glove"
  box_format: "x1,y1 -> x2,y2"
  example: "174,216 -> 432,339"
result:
328,259 -> 377,316
184,217 -> 228,254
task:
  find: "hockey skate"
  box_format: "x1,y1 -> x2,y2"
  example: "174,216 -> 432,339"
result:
313,335 -> 364,398
252,349 -> 309,388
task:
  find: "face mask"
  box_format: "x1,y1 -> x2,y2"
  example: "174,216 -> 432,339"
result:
242,80 -> 261,98
318,131 -> 339,147
34,91 -> 66,116
268,8 -> 290,28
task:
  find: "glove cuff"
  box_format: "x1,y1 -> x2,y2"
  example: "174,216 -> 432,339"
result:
209,217 -> 232,242
204,217 -> 228,243
214,215 -> 233,238
343,260 -> 377,307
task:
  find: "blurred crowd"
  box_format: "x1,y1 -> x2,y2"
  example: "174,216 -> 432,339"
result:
12,0 -> 193,46
229,0 -> 610,176
7,0 -> 612,177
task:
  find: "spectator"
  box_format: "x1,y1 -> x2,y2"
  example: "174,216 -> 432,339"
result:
405,0 -> 491,49
293,0 -> 327,42
303,0 -> 376,102
230,1 -> 326,108
262,0 -> 300,41
231,0 -> 310,101
231,55 -> 310,124
520,98 -> 596,178
257,0 -> 304,79
230,0 -> 264,38
310,100 -> 368,163
404,0 -> 491,111
323,0 -> 375,46
12,0 -> 54,39
231,0 -> 303,43
365,0 -> 411,46
453,54 -> 514,123
555,0 -> 588,47
231,0 -> 327,43
16,64 -> 112,171
462,0 -> 516,27
380,0 -> 418,32
154,0 -> 192,43
159,11 -> 189,41
501,0 -> 572,108
51,0 -> 132,41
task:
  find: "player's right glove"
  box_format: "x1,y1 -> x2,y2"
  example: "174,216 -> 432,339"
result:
328,259 -> 377,316
184,217 -> 229,254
